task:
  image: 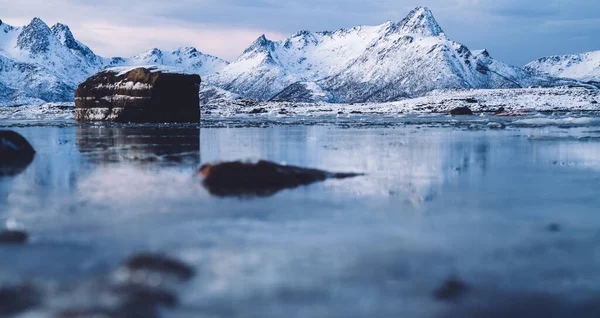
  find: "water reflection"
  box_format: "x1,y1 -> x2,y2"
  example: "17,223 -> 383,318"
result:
76,125 -> 200,166
0,124 -> 600,317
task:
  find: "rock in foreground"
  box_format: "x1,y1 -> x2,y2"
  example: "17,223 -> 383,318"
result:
0,130 -> 36,176
0,230 -> 28,244
199,160 -> 362,197
75,67 -> 201,123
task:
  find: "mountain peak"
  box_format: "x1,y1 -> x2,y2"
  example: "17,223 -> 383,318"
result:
17,17 -> 53,54
51,23 -> 75,45
398,6 -> 444,37
243,34 -> 275,54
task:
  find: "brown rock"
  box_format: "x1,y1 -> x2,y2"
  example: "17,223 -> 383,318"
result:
199,160 -> 362,197
75,67 -> 201,123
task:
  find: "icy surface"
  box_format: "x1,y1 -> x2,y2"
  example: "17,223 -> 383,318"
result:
1,120 -> 600,317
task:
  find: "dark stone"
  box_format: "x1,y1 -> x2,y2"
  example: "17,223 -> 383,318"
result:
592,100 -> 598,104
465,98 -> 478,103
548,223 -> 561,232
434,278 -> 469,302
0,284 -> 41,316
497,107 -> 505,113
450,107 -> 473,116
0,19 -> 3,26
249,107 -> 267,114
75,67 -> 201,123
0,230 -> 28,244
0,130 -> 36,177
122,253 -> 194,281
199,160 -> 363,197
350,111 -> 363,114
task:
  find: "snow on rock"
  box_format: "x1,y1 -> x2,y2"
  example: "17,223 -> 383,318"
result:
207,6 -> 588,104
0,18 -> 228,106
525,51 -> 600,83
204,86 -> 600,117
108,47 -> 228,76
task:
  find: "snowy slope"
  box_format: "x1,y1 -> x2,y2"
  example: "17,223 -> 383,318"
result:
108,47 -> 228,76
0,18 -> 228,106
210,7 -> 584,103
525,51 -> 600,83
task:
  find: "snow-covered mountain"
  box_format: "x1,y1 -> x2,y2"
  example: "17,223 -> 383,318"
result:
209,7 -> 584,103
525,51 -> 600,83
108,47 -> 228,76
0,18 -> 228,106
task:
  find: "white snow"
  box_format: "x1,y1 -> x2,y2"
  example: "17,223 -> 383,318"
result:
203,86 -> 600,117
207,7 -> 583,103
0,19 -> 228,106
525,51 -> 600,82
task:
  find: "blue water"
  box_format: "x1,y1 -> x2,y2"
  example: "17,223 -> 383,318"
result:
1,116 -> 600,317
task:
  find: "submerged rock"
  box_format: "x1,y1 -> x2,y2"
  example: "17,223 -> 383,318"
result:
199,160 -> 363,197
434,278 -> 469,302
0,130 -> 35,176
547,223 -> 561,232
449,106 -> 474,116
75,67 -> 201,123
0,284 -> 41,316
122,253 -> 195,281
0,230 -> 28,244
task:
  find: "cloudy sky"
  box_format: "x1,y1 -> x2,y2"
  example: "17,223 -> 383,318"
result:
1,0 -> 599,65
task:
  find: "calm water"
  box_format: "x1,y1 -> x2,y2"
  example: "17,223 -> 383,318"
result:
2,115 -> 600,317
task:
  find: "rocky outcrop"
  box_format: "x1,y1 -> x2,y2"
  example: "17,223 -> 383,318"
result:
75,67 -> 201,123
449,106 -> 474,116
0,130 -> 36,176
199,160 -> 362,197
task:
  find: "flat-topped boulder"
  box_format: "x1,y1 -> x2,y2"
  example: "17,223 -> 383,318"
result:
75,67 -> 201,123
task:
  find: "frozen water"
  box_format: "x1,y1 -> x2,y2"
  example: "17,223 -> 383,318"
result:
1,117 -> 600,317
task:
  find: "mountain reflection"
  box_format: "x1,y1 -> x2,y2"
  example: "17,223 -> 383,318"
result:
76,125 -> 200,165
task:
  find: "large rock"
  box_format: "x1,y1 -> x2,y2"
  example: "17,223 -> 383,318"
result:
75,67 -> 201,123
0,130 -> 36,176
199,160 -> 362,197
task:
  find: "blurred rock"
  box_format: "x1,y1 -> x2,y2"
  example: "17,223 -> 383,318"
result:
0,284 -> 41,316
434,278 -> 469,302
0,130 -> 36,176
199,160 -> 363,197
0,229 -> 28,244
450,107 -> 473,116
122,253 -> 194,281
547,223 -> 561,232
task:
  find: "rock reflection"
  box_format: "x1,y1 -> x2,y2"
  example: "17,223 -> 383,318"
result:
76,125 -> 200,165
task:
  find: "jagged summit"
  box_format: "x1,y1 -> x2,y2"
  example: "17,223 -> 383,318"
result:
17,17 -> 53,54
397,6 -> 444,36
244,35 -> 275,54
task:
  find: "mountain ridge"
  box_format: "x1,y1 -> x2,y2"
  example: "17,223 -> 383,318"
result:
208,6 -> 588,103
0,17 -> 229,106
0,8 -> 597,106
525,50 -> 600,83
